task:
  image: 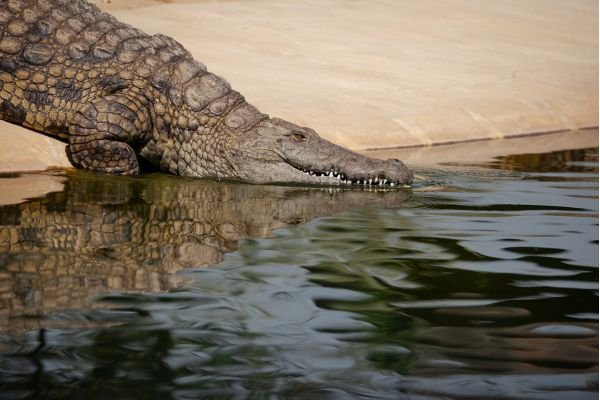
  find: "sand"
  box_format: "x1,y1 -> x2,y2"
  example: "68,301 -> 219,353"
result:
0,0 -> 597,172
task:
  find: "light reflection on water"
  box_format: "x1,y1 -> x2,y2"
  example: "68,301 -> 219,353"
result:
0,147 -> 597,399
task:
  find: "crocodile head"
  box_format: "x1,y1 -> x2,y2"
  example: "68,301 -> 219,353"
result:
230,118 -> 414,186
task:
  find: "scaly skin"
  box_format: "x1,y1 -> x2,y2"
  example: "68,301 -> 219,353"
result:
0,0 -> 413,185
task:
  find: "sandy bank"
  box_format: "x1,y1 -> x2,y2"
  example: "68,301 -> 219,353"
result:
1,0 -> 597,172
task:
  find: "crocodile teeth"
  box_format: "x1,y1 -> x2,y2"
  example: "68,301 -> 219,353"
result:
328,171 -> 334,177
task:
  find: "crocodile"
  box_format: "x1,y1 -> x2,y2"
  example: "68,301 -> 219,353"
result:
0,0 -> 413,186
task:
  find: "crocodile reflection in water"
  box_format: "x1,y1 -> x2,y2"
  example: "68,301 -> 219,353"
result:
0,172 -> 411,331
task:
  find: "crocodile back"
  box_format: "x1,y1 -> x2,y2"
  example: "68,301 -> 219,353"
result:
0,0 -> 193,139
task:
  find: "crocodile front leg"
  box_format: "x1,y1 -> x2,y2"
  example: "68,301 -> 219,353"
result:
67,94 -> 152,175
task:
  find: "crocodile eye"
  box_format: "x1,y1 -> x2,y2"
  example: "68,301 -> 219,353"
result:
291,131 -> 307,142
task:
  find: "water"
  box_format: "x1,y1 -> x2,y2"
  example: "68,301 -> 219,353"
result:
0,147 -> 597,399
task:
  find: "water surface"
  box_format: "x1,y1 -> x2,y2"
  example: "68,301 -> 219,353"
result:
0,147 -> 597,399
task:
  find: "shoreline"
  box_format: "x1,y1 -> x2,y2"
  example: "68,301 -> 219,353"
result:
1,128 -> 596,206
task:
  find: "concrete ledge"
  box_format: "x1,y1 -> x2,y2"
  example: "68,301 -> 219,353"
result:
366,128 -> 599,167
0,121 -> 70,173
0,0 -> 597,172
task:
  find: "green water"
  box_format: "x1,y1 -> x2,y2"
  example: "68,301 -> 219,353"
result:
0,147 -> 597,399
